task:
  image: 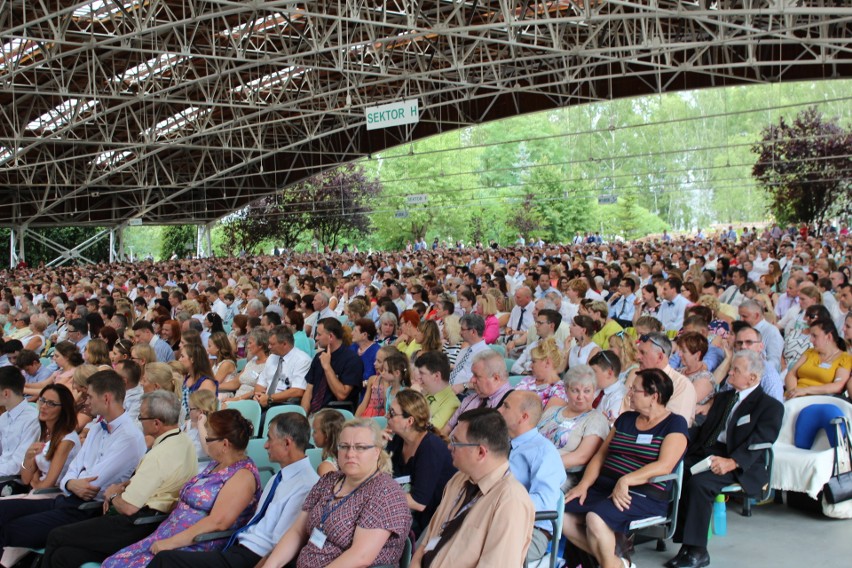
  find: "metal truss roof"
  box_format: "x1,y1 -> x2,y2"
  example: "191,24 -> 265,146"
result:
0,0 -> 850,229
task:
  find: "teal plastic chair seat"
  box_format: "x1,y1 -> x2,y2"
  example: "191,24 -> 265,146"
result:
226,399 -> 262,437
262,404 -> 307,437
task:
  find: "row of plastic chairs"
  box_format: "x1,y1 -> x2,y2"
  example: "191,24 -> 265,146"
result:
225,400 -> 388,439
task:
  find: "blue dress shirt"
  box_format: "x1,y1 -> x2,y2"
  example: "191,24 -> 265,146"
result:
508,428 -> 567,532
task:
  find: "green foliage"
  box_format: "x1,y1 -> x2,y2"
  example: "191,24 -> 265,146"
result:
752,106 -> 852,226
0,227 -> 110,266
219,163 -> 379,253
160,225 -> 196,259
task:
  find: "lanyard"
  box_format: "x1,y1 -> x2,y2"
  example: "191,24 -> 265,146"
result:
438,471 -> 508,535
320,471 -> 378,529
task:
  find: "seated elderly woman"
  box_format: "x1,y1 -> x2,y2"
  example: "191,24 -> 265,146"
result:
262,418 -> 412,568
103,409 -> 261,568
219,329 -> 270,401
537,364 -> 610,477
563,369 -> 688,568
516,337 -> 569,409
784,318 -> 852,399
386,390 -> 456,536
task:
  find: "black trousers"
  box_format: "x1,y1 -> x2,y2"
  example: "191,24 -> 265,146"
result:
674,449 -> 737,548
41,509 -> 163,568
0,494 -> 100,550
146,544 -> 262,568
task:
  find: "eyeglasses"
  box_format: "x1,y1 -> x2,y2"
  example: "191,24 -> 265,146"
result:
535,320 -> 549,326
37,397 -> 61,408
337,444 -> 376,453
387,408 -> 408,419
448,435 -> 480,449
734,340 -> 760,348
205,437 -> 225,444
138,416 -> 157,421
628,386 -> 648,395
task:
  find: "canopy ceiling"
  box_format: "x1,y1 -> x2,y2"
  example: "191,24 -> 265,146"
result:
0,0 -> 850,228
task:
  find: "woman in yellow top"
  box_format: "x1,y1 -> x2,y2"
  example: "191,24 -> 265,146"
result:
785,319 -> 852,398
393,309 -> 422,359
586,300 -> 624,350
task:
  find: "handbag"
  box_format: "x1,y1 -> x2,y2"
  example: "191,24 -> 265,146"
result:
822,417 -> 852,505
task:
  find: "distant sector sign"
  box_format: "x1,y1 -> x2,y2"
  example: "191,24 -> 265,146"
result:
365,99 -> 420,131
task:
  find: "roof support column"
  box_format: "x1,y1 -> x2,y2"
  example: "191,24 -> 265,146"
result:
9,225 -> 26,268
196,223 -> 214,258
109,225 -> 127,263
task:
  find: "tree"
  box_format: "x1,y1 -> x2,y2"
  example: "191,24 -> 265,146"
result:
219,195 -> 305,256
752,106 -> 852,226
298,163 -> 380,250
161,225 -> 196,259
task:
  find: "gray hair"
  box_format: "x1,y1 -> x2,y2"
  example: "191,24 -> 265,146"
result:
246,299 -> 264,314
739,299 -> 763,315
248,328 -> 270,353
471,348 -> 508,381
460,313 -> 485,337
563,364 -> 597,390
732,349 -> 764,379
315,292 -> 330,308
378,311 -> 398,327
640,332 -> 672,358
141,390 -> 181,425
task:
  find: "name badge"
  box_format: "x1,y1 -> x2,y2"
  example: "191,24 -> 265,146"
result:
309,528 -> 327,549
425,536 -> 441,552
636,434 -> 654,445
736,414 -> 751,427
819,362 -> 832,369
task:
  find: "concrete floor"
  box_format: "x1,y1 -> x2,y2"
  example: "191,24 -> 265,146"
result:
631,500 -> 852,568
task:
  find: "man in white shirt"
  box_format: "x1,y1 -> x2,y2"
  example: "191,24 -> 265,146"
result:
254,327 -> 311,408
0,370 -> 146,551
738,300 -> 783,374
719,269 -> 748,307
145,413 -> 319,568
449,314 -> 490,394
505,286 -> 534,356
511,309 -> 561,376
0,367 -> 39,478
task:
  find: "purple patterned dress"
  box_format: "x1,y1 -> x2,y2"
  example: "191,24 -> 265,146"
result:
102,458 -> 260,568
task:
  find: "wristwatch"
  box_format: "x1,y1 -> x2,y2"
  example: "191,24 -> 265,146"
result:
108,493 -> 120,505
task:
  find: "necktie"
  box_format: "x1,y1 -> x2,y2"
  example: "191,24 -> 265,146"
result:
517,307 -> 527,331
266,357 -> 285,396
592,390 -> 605,409
98,419 -> 111,434
478,396 -> 489,409
667,301 -> 675,307
450,348 -> 472,383
422,481 -> 480,568
708,392 -> 739,447
225,471 -> 282,549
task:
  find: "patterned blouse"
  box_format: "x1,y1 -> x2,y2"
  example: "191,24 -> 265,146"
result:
296,471 -> 412,568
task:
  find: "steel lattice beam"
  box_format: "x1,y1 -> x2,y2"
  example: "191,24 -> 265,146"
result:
0,0 -> 848,228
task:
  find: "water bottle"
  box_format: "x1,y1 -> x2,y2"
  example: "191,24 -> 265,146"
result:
713,494 -> 727,536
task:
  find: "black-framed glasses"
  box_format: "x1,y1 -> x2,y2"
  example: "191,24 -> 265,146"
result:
205,437 -> 225,444
138,416 -> 157,421
387,408 -> 409,419
37,397 -> 61,408
448,435 -> 480,449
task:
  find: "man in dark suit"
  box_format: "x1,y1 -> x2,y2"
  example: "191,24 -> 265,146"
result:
666,350 -> 784,568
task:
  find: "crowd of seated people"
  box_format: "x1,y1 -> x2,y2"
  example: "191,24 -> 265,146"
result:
0,223 -> 849,566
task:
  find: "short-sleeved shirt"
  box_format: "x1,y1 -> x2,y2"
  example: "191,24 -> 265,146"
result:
538,406 -> 610,453
602,411 -> 688,500
121,429 -> 198,513
350,342 -> 380,382
427,386 -> 460,430
297,471 -> 412,568
796,349 -> 852,388
388,432 -> 456,533
306,345 -> 364,413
